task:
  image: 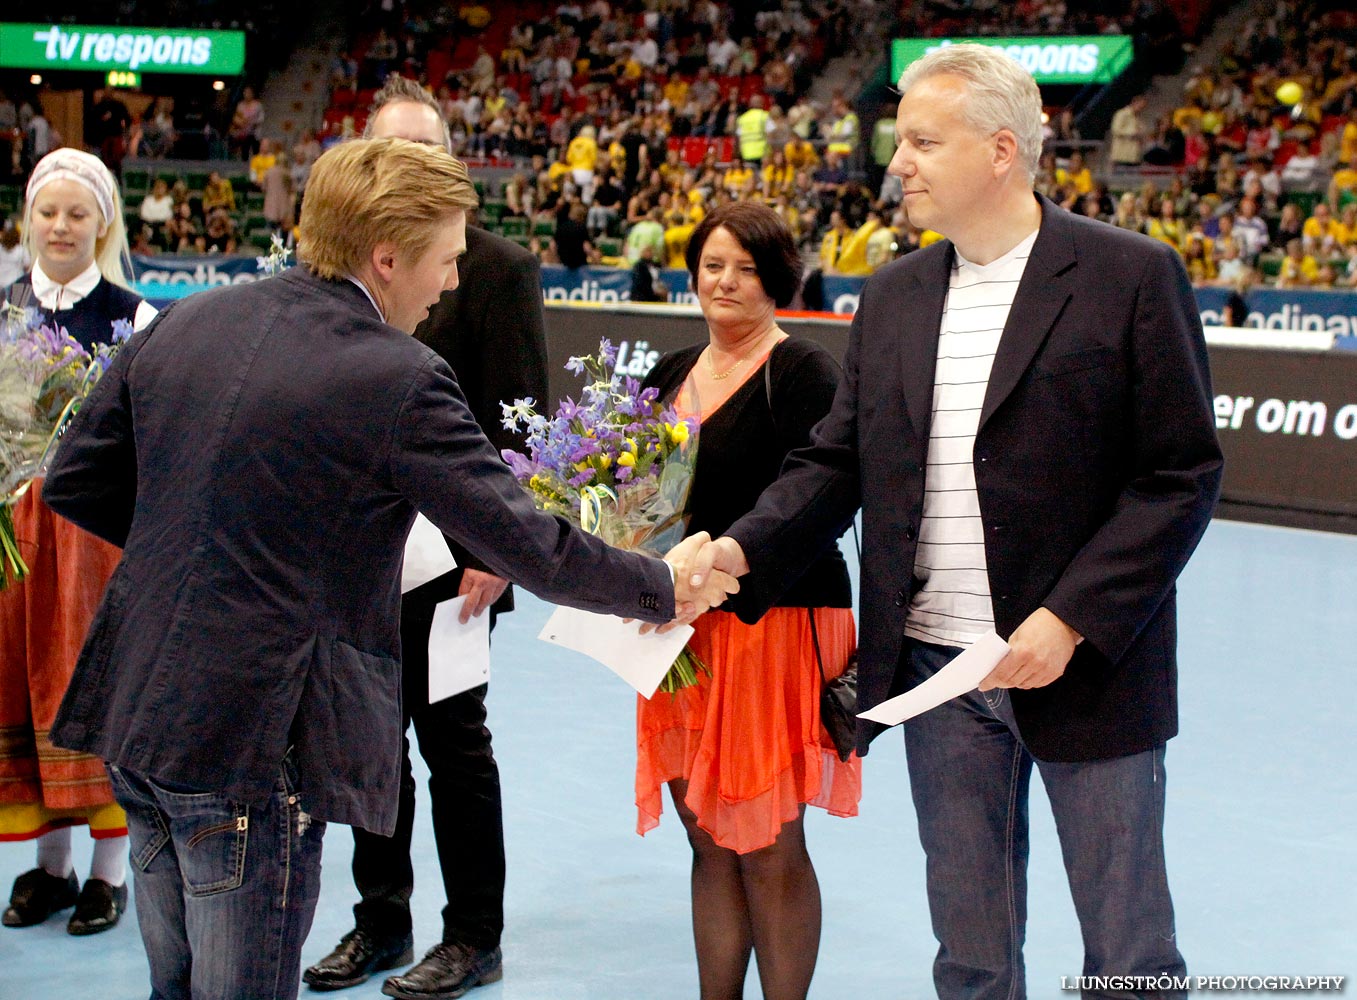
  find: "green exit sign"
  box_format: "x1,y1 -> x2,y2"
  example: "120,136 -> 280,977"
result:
0,23 -> 245,76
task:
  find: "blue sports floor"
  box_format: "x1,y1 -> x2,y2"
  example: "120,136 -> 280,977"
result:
2,518 -> 1355,999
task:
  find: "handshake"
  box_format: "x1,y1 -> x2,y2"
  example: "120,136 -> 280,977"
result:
655,532 -> 752,632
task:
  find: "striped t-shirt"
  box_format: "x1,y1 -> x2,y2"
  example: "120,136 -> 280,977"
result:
903,230 -> 1037,648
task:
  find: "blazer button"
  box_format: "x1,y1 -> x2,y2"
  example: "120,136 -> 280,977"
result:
894,589 -> 907,608
904,526 -> 916,541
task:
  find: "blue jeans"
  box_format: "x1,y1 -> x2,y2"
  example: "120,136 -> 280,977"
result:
109,759 -> 327,1000
901,640 -> 1186,1000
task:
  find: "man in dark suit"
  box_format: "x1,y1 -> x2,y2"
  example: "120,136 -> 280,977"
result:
42,137 -> 735,1000
304,79 -> 548,999
692,45 -> 1222,999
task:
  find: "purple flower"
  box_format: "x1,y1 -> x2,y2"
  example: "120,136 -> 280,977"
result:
501,450 -> 536,479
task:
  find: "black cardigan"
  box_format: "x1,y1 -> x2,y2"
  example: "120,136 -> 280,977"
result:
643,336 -> 853,618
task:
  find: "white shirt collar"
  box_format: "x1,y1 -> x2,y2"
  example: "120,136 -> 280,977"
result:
346,275 -> 384,322
31,260 -> 103,311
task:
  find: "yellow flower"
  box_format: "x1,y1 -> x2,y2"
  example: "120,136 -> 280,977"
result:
668,422 -> 689,445
618,452 -> 636,467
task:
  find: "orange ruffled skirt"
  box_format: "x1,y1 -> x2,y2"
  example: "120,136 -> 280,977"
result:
0,482 -> 127,841
636,605 -> 861,854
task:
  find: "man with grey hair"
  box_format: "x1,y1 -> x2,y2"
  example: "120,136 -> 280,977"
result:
689,43 -> 1222,999
304,75 -> 549,999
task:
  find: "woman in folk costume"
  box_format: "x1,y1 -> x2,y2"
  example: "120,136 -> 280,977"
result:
1,147 -> 155,934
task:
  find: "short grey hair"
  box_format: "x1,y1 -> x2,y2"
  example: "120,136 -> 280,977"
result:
362,75 -> 453,154
897,43 -> 1044,177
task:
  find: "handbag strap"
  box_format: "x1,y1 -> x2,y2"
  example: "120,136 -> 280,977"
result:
766,343 -> 865,567
808,607 -> 829,686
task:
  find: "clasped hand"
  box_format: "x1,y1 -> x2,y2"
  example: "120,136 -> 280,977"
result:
645,532 -> 743,633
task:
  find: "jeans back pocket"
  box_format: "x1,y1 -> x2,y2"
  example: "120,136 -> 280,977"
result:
147,779 -> 250,897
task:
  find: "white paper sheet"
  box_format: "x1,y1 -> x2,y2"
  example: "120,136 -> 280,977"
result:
537,606 -> 693,699
402,513 -> 458,594
428,596 -> 491,703
858,630 -> 1011,727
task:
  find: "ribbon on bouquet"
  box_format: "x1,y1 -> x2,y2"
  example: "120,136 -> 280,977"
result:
578,483 -> 618,535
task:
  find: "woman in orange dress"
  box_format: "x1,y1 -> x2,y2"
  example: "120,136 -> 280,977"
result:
1,148 -> 155,935
636,201 -> 860,1000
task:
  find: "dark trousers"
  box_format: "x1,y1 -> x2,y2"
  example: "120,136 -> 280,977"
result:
901,639 -> 1186,1000
350,595 -> 505,950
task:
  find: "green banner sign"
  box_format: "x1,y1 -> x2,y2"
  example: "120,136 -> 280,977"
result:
890,36 -> 1134,86
0,23 -> 245,75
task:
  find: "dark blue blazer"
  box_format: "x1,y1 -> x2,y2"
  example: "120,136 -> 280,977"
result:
727,196 -> 1224,762
43,266 -> 673,834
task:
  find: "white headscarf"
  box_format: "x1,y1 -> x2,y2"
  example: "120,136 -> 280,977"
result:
26,148 -> 118,224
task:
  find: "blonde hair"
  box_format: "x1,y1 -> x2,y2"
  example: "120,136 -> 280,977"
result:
896,43 -> 1044,178
22,161 -> 134,290
298,137 -> 478,280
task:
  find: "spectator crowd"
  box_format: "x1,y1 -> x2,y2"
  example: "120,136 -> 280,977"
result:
5,0 -> 1357,295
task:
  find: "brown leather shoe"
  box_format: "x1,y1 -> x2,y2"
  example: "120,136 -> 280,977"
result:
3,868 -> 80,928
67,878 -> 129,935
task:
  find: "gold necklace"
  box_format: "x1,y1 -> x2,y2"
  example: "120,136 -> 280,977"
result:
706,328 -> 777,380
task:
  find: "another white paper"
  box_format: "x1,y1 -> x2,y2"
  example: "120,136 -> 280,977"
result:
538,606 -> 693,699
402,513 -> 458,594
858,630 -> 1010,727
428,596 -> 491,703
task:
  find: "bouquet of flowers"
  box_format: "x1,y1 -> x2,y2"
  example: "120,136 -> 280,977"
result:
500,338 -> 707,692
0,237 -> 290,590
1,302 -> 132,590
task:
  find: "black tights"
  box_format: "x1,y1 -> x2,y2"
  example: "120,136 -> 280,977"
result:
669,779 -> 821,1000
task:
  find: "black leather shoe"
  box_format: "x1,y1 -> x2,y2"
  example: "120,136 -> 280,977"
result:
67,878 -> 129,935
381,942 -> 503,1000
3,868 -> 80,928
303,928 -> 415,991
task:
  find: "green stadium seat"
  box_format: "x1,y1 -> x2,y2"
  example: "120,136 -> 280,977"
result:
122,169 -> 149,194
481,198 -> 507,223
185,171 -> 211,193
245,192 -> 265,212
1258,253 -> 1283,278
500,216 -> 528,237
532,219 -> 554,238
597,237 -> 622,257
0,185 -> 21,214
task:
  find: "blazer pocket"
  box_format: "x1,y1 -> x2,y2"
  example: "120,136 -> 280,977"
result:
1033,345 -> 1115,380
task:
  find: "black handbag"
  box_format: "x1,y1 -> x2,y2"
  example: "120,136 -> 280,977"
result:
809,608 -> 858,762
